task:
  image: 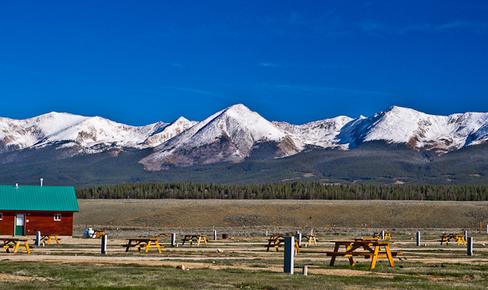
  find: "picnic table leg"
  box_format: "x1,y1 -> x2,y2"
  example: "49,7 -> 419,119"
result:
384,245 -> 395,267
25,241 -> 31,255
329,243 -> 340,266
125,240 -> 132,252
13,242 -> 20,253
370,245 -> 380,270
155,241 -> 162,253
145,241 -> 152,253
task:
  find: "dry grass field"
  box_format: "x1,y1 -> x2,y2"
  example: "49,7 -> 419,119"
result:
1,200 -> 488,289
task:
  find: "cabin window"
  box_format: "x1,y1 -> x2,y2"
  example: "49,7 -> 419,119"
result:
0,213 -> 2,220
54,214 -> 61,221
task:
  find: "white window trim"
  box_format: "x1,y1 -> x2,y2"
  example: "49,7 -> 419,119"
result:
54,213 -> 61,222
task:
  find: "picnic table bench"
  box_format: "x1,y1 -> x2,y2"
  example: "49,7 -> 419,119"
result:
1,237 -> 31,254
266,235 -> 300,253
181,235 -> 208,247
440,233 -> 466,245
326,238 -> 398,270
123,237 -> 163,253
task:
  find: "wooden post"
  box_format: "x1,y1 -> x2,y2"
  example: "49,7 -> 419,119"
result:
381,230 -> 385,240
296,231 -> 302,246
35,231 -> 41,247
213,230 -> 217,241
467,237 -> 473,256
416,231 -> 421,246
302,265 -> 308,276
171,233 -> 177,247
284,236 -> 295,274
101,234 -> 108,255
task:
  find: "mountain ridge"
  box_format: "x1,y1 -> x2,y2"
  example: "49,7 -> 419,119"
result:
2,104 -> 488,172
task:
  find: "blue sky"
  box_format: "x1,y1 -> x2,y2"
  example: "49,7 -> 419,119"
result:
0,0 -> 487,125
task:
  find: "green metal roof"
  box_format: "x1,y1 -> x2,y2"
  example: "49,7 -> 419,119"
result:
0,185 -> 79,212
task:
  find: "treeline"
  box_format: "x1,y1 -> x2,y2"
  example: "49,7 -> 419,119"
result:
76,182 -> 488,201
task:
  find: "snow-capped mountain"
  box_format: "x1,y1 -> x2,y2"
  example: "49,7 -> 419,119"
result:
274,116 -> 353,150
339,106 -> 488,153
2,104 -> 488,171
140,104 -> 300,170
0,112 -> 193,155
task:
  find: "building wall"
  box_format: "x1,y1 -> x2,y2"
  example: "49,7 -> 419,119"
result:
0,212 -> 15,235
0,211 -> 74,236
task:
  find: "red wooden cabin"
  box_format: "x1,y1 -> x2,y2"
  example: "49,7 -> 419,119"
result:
0,184 -> 79,236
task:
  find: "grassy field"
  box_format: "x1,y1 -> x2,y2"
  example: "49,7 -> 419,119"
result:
1,200 -> 488,289
76,199 -> 488,230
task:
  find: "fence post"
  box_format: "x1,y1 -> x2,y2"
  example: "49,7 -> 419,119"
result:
171,233 -> 177,247
213,229 -> 217,241
302,265 -> 308,276
35,231 -> 41,247
296,231 -> 302,247
416,231 -> 421,247
101,234 -> 108,255
467,237 -> 473,256
284,236 -> 295,274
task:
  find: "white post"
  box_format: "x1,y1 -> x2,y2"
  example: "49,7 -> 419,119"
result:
284,236 -> 295,274
416,231 -> 421,247
171,233 -> 177,247
35,231 -> 41,247
40,178 -> 44,187
101,234 -> 108,255
302,265 -> 308,276
381,230 -> 385,240
467,237 -> 473,256
296,231 -> 302,246
213,229 -> 217,241
486,224 -> 488,234
464,230 -> 468,242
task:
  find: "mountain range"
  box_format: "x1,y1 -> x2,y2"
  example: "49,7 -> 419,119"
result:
1,104 -> 488,185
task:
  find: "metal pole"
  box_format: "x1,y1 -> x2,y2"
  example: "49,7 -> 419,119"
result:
467,237 -> 473,256
101,234 -> 108,255
416,231 -> 421,247
284,236 -> 295,274
171,233 -> 177,247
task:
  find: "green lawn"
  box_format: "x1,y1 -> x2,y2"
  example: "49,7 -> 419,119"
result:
0,261 -> 487,289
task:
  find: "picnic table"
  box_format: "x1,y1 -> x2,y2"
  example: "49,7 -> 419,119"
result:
36,234 -> 61,246
303,234 -> 318,246
92,230 -> 105,239
181,235 -> 208,247
1,237 -> 31,254
373,232 -> 392,240
326,238 -> 397,270
440,233 -> 466,245
123,237 -> 163,253
266,235 -> 300,253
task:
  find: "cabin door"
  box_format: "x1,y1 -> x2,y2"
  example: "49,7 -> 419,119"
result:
14,214 -> 25,236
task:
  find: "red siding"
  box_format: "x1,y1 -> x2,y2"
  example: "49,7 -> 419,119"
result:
0,211 -> 74,236
0,212 -> 14,235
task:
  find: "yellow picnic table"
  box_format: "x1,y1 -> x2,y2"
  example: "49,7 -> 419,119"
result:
440,233 -> 466,245
124,237 -> 163,253
2,237 -> 31,254
373,232 -> 392,240
303,234 -> 318,246
265,235 -> 300,253
181,235 -> 208,246
326,238 -> 397,270
37,234 -> 61,246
